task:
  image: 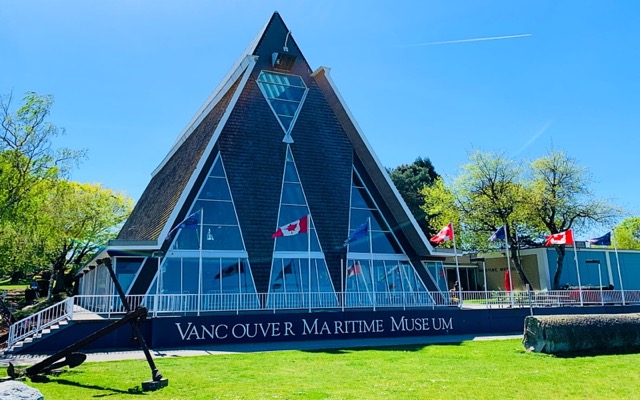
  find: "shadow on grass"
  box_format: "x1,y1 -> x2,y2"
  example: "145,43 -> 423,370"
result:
31,374 -> 144,396
302,342 -> 466,354
551,346 -> 640,359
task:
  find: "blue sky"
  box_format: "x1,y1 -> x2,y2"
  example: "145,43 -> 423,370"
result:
2,1 -> 639,238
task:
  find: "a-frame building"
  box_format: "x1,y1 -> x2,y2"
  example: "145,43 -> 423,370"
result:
78,12 -> 449,313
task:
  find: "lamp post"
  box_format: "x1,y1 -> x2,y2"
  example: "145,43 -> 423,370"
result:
471,257 -> 488,306
586,259 -> 603,305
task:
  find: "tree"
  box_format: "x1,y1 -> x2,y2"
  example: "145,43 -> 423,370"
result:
38,181 -> 133,297
388,157 -> 439,236
0,91 -> 85,219
613,217 -> 640,250
526,150 -> 622,289
421,149 -> 622,290
423,151 -> 534,287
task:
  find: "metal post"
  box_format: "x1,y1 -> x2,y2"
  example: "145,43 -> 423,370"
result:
586,259 -> 603,306
612,229 -> 626,305
471,257 -> 488,308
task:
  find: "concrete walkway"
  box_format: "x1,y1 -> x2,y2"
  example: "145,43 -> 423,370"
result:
0,333 -> 522,368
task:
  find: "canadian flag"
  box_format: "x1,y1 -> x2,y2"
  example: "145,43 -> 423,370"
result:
544,229 -> 574,246
430,223 -> 454,245
272,215 -> 309,238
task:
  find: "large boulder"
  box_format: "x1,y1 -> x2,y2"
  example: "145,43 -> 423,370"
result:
523,313 -> 640,354
0,381 -> 44,400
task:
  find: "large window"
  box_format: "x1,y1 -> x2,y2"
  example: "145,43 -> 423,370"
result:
267,145 -> 337,308
156,152 -> 260,311
344,168 -> 433,306
171,154 -> 245,251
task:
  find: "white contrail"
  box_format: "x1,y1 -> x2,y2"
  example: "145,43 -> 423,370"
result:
514,120 -> 553,156
405,33 -> 532,47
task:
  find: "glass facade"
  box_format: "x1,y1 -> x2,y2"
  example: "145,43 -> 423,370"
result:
267,145 -> 337,308
344,168 -> 432,307
153,153 -> 260,310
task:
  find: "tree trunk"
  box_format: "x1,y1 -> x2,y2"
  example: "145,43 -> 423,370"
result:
510,244 -> 531,287
552,244 -> 566,290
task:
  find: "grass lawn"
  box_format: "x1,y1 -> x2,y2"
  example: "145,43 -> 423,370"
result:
0,284 -> 27,292
4,339 -> 639,399
0,277 -> 29,292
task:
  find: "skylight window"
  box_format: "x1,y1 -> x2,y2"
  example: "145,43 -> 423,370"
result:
257,71 -> 308,142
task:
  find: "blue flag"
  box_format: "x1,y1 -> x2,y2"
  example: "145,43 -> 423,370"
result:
587,232 -> 611,246
343,221 -> 369,246
489,225 -> 506,242
165,211 -> 200,241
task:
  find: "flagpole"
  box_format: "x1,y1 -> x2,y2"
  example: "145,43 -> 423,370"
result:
341,258 -> 345,311
451,224 -> 462,308
571,235 -> 584,306
504,224 -> 514,307
308,214 -> 312,313
237,259 -> 242,314
282,261 -> 287,309
197,208 -> 203,316
612,228 -> 625,305
368,217 -> 376,311
399,263 -> 407,310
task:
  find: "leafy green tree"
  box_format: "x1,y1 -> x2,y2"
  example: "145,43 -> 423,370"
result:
39,181 -> 133,296
389,157 -> 439,236
0,91 -> 85,219
527,150 -> 622,289
423,151 -> 534,287
613,217 -> 640,250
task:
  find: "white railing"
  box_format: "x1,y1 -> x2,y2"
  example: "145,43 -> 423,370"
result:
8,297 -> 73,350
9,289 -> 640,349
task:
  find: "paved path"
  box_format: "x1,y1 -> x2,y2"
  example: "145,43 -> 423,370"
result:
0,333 -> 522,368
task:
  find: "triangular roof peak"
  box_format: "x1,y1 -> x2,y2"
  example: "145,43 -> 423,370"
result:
152,12 -> 309,177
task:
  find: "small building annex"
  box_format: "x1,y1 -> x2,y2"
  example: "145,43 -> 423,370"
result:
76,12 -> 450,314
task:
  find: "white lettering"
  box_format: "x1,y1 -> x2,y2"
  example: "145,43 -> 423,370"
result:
284,321 -> 294,336
176,322 -> 193,340
302,319 -> 318,335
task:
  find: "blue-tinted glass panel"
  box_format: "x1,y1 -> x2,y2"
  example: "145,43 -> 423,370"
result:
346,236 -> 370,253
284,162 -> 298,182
275,230 -> 321,252
349,209 -> 384,231
182,258 -> 199,294
350,188 -> 370,209
115,258 -> 143,294
350,209 -> 371,230
257,71 -> 307,135
260,72 -> 305,87
260,83 -> 305,102
202,226 -> 244,250
426,262 -> 448,292
278,116 -> 293,131
196,200 -> 238,225
372,231 -> 402,254
219,259 -> 242,292
282,183 -> 305,205
210,158 -> 225,177
278,205 -> 309,226
172,229 -> 199,250
199,178 -> 231,200
271,99 -> 300,116
202,258 -> 221,293
161,258 -> 181,294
